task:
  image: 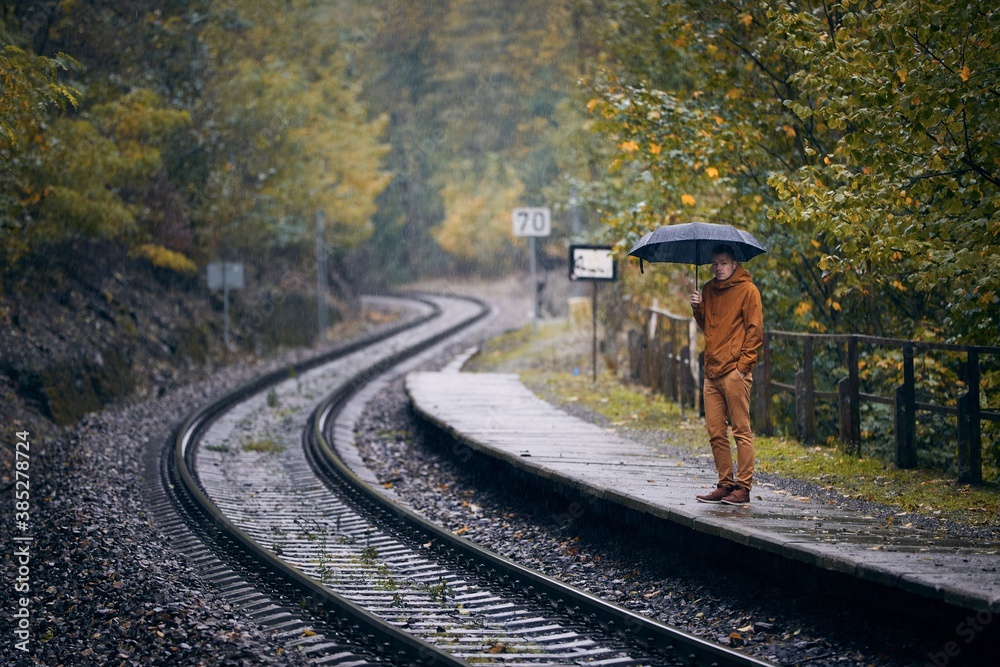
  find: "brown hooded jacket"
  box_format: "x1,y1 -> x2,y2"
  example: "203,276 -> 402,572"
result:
691,264 -> 763,380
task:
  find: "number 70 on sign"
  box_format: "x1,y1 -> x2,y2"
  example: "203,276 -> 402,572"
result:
512,207 -> 551,237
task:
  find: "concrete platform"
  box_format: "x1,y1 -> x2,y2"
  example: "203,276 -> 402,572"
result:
405,371 -> 1000,618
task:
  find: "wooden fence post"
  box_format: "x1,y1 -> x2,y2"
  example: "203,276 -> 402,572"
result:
627,330 -> 642,383
795,369 -> 808,442
957,349 -> 982,484
838,377 -> 851,449
752,331 -> 769,434
839,336 -> 861,454
662,341 -> 676,401
895,344 -> 917,469
670,319 -> 680,402
680,347 -> 693,408
847,337 -> 861,453
762,332 -> 773,435
795,338 -> 816,443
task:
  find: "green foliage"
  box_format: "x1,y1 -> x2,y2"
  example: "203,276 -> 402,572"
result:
352,0 -> 602,279
767,0 -> 1000,345
0,42 -> 80,274
588,0 -> 1000,346
2,0 -> 390,297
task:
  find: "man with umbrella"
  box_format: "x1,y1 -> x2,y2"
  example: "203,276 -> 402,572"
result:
689,244 -> 763,506
629,222 -> 765,506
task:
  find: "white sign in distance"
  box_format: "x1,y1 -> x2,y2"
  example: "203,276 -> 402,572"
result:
512,207 -> 551,237
207,262 -> 244,290
569,245 -> 617,281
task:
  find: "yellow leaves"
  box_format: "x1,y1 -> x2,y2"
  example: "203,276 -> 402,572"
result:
619,140 -> 639,153
810,239 -> 821,249
829,300 -> 842,312
739,13 -> 753,28
586,98 -> 601,112
136,244 -> 197,274
794,301 -> 812,317
892,251 -> 903,261
782,124 -> 796,138
960,65 -> 971,82
714,115 -> 725,126
897,67 -> 907,83
891,280 -> 907,292
681,194 -> 696,207
824,156 -> 832,165
703,166 -> 719,179
726,88 -> 741,100
648,143 -> 662,155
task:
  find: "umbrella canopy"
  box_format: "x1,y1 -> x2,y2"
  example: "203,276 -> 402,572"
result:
627,221 -> 766,267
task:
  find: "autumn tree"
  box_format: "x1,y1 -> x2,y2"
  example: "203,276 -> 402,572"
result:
587,0 -> 999,345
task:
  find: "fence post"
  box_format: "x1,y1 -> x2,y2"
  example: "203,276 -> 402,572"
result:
670,319 -> 680,402
795,369 -> 808,442
795,337 -> 816,443
839,336 -> 861,454
662,341 -> 676,401
894,344 -> 917,469
753,331 -> 769,434
627,330 -> 642,383
680,347 -> 693,408
762,332 -> 773,435
957,349 -> 982,484
847,336 -> 861,453
838,377 -> 851,448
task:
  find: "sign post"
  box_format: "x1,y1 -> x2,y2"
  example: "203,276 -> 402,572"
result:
316,210 -> 329,340
568,245 -> 617,382
512,207 -> 551,334
207,261 -> 244,349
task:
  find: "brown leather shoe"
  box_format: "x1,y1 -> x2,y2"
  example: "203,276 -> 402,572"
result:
696,485 -> 735,504
721,487 -> 751,506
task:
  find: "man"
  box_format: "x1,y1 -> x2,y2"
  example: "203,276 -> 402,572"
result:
689,244 -> 763,506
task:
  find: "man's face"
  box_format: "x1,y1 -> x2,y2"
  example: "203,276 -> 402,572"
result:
711,253 -> 738,282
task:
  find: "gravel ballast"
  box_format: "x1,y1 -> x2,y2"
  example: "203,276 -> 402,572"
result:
0,316 -> 416,666
2,279 -> 988,667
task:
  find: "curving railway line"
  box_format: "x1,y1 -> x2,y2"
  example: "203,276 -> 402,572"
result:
152,293 -> 772,666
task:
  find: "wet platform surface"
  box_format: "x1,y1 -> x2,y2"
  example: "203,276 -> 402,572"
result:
405,370 -> 1000,615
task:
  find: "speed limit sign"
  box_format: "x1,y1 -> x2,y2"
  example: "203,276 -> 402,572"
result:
512,207 -> 551,237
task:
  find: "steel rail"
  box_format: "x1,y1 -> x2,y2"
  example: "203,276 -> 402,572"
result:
308,322 -> 774,667
169,294 -> 475,666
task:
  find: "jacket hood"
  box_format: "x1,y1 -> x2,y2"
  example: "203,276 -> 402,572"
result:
712,264 -> 753,290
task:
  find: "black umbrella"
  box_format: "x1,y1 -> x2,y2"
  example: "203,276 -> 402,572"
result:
627,221 -> 766,281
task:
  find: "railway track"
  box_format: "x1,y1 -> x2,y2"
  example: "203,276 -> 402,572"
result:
157,292 -> 772,666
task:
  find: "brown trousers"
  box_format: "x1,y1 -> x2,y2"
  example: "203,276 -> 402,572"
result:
703,369 -> 755,490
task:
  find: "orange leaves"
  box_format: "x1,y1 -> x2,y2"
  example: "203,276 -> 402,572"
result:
681,194 -> 696,206
960,65 -> 971,82
618,139 -> 639,153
